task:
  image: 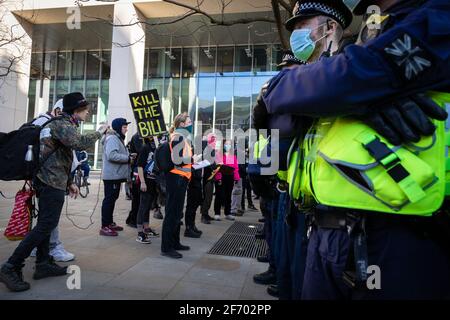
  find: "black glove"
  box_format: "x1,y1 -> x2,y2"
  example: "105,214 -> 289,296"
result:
251,82 -> 269,130
363,94 -> 448,146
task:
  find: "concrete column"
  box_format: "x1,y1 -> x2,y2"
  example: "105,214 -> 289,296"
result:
0,5 -> 33,132
108,1 -> 146,139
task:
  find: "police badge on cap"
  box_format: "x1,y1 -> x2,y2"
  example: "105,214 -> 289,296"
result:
277,50 -> 305,69
285,0 -> 353,31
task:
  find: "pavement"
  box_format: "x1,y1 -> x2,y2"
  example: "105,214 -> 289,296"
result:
0,173 -> 275,300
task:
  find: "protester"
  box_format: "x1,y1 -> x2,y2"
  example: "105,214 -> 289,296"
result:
214,139 -> 240,221
0,92 -> 108,292
135,137 -> 159,244
161,113 -> 197,259
126,133 -> 144,228
75,150 -> 90,186
100,118 -> 135,237
200,133 -> 218,224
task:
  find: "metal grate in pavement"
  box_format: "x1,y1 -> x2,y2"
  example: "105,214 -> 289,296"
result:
207,221 -> 268,258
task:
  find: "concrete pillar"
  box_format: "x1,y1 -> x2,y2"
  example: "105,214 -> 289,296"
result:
0,5 -> 33,132
108,1 -> 146,139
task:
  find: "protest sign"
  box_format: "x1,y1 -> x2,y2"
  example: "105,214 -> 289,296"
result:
129,89 -> 167,138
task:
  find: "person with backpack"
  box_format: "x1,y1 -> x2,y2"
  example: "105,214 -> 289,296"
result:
135,136 -> 160,244
0,92 -> 108,292
100,118 -> 136,237
160,113 -> 199,259
29,99 -> 76,262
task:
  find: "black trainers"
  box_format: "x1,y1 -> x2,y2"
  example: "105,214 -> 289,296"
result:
136,232 -> 152,244
193,226 -> 203,235
201,216 -> 211,224
144,227 -> 160,237
248,204 -> 258,211
257,255 -> 269,263
174,244 -> 190,251
33,259 -> 68,280
153,210 -> 164,220
184,227 -> 201,238
255,231 -> 265,240
161,250 -> 182,259
253,270 -> 276,285
0,263 -> 30,292
267,284 -> 279,298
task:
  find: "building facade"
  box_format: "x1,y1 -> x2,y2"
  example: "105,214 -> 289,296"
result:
1,0 -> 289,168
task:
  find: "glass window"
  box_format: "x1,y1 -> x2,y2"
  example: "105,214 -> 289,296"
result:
71,51 -> 85,80
197,77 -> 215,131
148,49 -> 165,78
181,78 -> 197,115
235,46 -> 252,74
57,51 -> 71,80
86,51 -> 101,80
216,47 -> 234,76
148,78 -> 169,124
55,80 -> 69,100
164,48 -> 181,78
84,79 -> 99,124
182,47 -> 198,78
163,78 -> 180,121
215,77 -> 233,134
272,45 -> 284,71
233,77 -> 252,131
253,45 -> 270,74
199,46 -> 216,75
101,51 -> 111,79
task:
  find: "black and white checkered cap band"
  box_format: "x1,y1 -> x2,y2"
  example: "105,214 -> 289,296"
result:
294,2 -> 347,27
282,53 -> 304,65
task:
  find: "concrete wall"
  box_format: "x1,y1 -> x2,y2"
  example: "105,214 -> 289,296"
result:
0,4 -> 33,132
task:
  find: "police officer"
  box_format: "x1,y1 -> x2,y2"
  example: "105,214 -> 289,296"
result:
253,0 -> 353,299
257,0 -> 450,299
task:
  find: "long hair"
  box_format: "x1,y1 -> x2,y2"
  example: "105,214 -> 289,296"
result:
169,112 -> 190,134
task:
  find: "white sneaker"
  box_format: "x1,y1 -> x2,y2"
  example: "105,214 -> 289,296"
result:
30,248 -> 37,257
225,215 -> 236,221
214,215 -> 221,221
50,247 -> 75,262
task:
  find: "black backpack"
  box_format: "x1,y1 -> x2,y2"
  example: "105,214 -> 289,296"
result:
0,117 -> 61,181
154,141 -> 174,174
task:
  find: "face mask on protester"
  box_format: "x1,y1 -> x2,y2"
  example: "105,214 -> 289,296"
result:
290,22 -> 328,62
224,144 -> 232,152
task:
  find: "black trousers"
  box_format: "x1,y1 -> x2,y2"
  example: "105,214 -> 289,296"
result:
161,173 -> 188,252
241,174 -> 254,209
185,183 -> 203,228
137,180 -> 156,227
201,180 -> 214,217
101,180 -> 122,228
8,179 -> 65,266
214,175 -> 234,217
127,180 -> 141,225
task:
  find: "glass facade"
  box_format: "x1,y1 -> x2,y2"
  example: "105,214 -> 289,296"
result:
28,44 -> 283,169
28,50 -> 111,169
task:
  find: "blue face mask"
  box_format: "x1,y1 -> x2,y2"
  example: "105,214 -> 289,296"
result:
290,24 -> 328,62
224,145 -> 232,152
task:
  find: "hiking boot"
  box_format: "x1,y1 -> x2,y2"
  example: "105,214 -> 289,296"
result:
144,227 -> 159,237
33,259 -> 68,280
109,222 -> 123,231
0,263 -> 30,292
161,250 -> 182,259
267,284 -> 279,298
136,232 -> 152,244
174,244 -> 190,251
99,226 -> 118,237
253,270 -> 277,285
184,227 -> 201,238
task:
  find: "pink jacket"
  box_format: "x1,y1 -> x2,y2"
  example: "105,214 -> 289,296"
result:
215,153 -> 240,182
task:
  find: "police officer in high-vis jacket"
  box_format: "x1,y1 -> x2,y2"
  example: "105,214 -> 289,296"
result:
255,0 -> 450,299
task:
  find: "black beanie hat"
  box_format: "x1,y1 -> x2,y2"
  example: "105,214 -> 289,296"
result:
63,92 -> 89,114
